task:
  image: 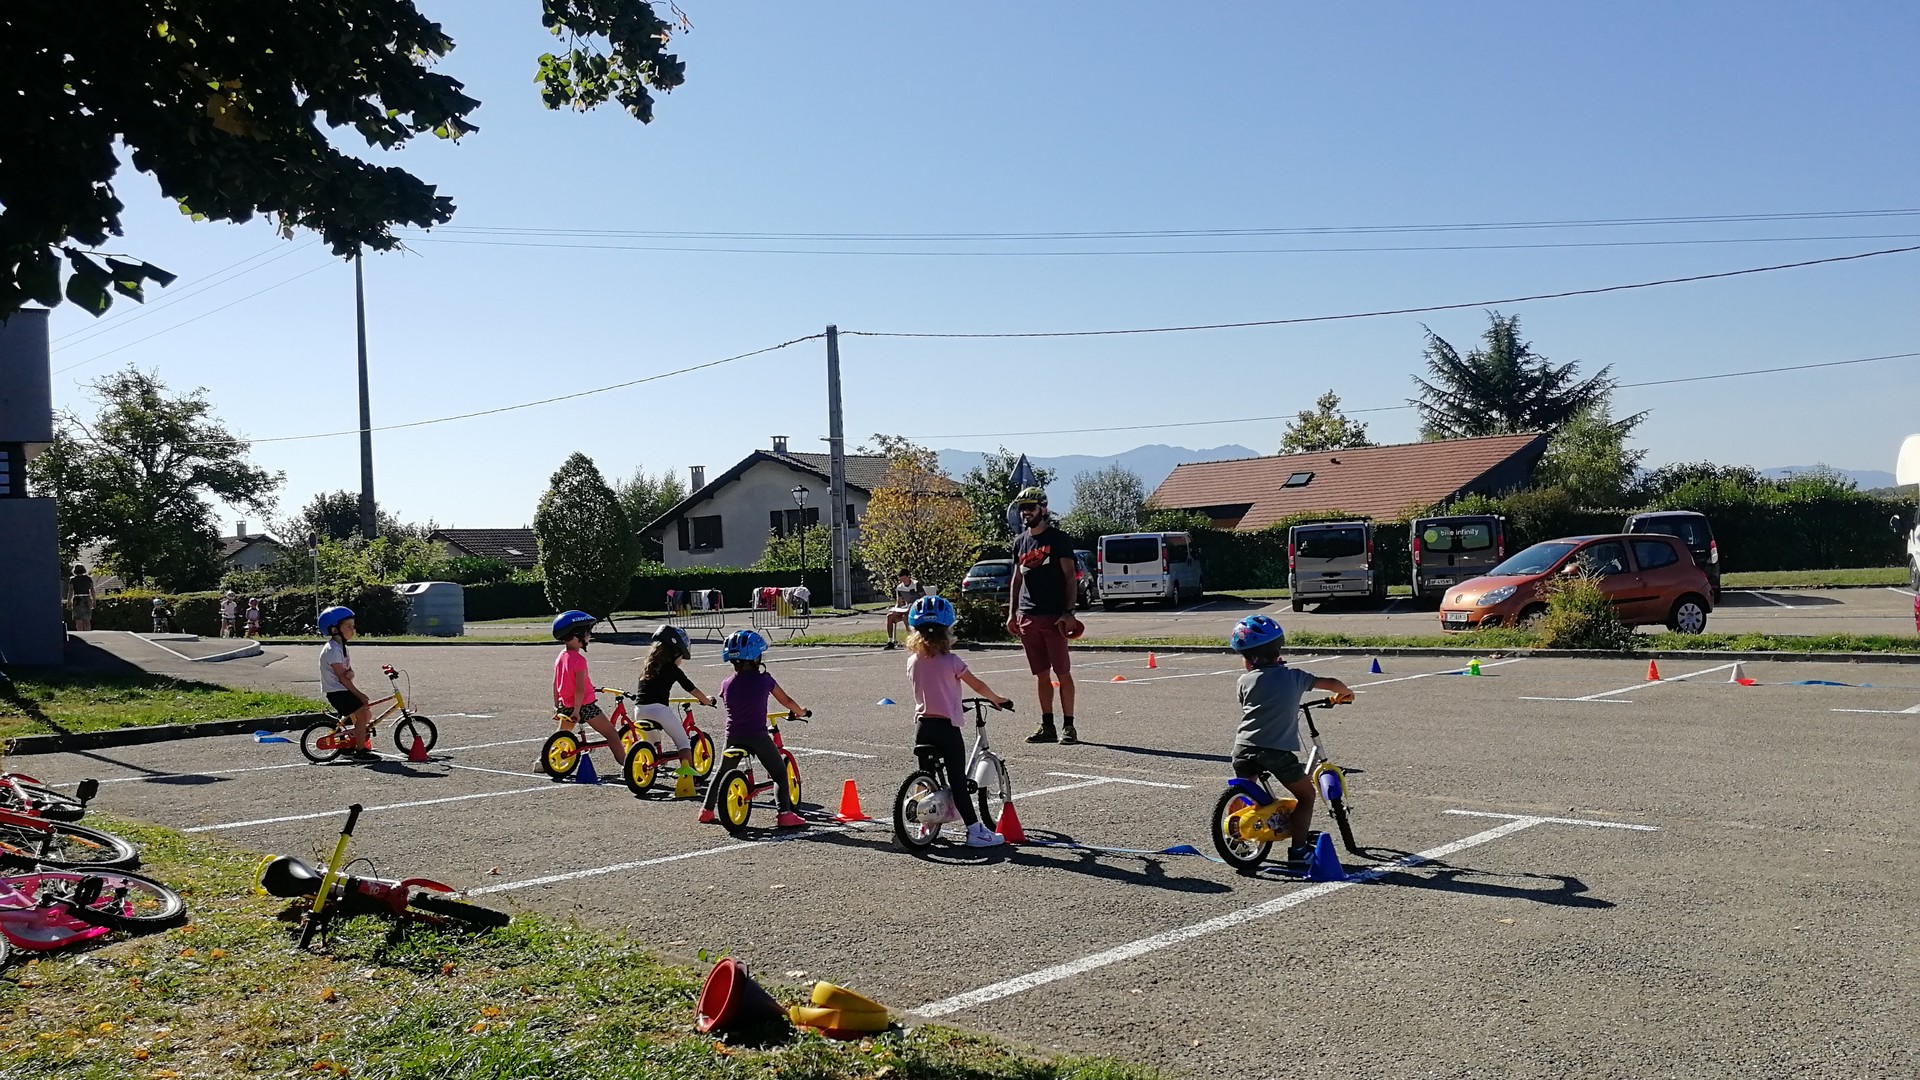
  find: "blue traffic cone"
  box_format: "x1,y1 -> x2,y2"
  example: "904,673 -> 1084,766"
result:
1306,831 -> 1346,882
573,752 -> 600,785
1368,658 -> 1383,674
876,697 -> 895,706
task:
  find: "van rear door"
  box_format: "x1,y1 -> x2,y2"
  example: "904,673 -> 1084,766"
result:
1413,518 -> 1501,593
1099,535 -> 1165,601
1291,523 -> 1372,599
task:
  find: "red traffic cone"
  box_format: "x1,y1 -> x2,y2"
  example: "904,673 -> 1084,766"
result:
1646,660 -> 1661,682
695,958 -> 786,1034
833,779 -> 869,822
994,801 -> 1026,844
1110,674 -> 1127,682
1146,652 -> 1158,669
406,733 -> 429,763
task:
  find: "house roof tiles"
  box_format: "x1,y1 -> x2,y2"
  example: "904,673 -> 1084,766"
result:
431,528 -> 539,569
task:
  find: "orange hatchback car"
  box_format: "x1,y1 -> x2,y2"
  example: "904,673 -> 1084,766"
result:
1438,534 -> 1713,634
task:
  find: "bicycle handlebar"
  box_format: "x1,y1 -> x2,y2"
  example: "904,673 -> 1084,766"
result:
963,696 -> 1015,712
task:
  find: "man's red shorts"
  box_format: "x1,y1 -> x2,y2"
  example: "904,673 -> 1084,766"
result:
1016,615 -> 1073,676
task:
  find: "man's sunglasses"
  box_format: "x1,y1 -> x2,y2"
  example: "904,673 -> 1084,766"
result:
1015,501 -> 1041,511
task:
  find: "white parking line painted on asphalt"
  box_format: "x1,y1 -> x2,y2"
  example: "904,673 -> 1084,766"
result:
435,713 -> 499,720
184,785 -> 559,832
1017,777 -> 1119,800
1520,662 -> 1736,703
1744,590 -> 1794,609
434,736 -> 541,753
1045,771 -> 1192,790
1442,808 -> 1661,831
126,630 -> 195,662
470,837 -> 800,895
974,653 -> 1182,676
1831,701 -> 1920,715
82,761 -> 311,786
1887,586 -> 1917,598
1351,657 -> 1526,689
911,816 -> 1549,1017
787,746 -> 879,760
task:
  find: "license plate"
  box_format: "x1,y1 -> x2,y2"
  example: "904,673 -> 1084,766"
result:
1444,612 -> 1469,627
1429,577 -> 1453,586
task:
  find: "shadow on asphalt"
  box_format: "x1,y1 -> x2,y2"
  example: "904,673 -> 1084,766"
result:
1367,859 -> 1615,909
1081,741 -> 1232,766
804,826 -> 1234,895
1718,591 -> 1844,608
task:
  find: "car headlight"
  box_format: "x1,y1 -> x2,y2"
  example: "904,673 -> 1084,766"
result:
1477,585 -> 1517,605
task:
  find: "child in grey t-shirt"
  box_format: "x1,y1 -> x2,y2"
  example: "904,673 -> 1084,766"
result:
1227,615 -> 1352,864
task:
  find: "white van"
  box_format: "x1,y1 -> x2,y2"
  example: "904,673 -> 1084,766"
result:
1289,520 -> 1386,612
1097,532 -> 1203,609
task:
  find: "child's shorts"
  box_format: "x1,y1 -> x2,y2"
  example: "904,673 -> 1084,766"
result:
1231,745 -> 1307,784
562,702 -> 606,722
326,691 -> 364,717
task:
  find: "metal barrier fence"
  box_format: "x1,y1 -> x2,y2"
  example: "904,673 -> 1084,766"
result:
750,595 -> 811,638
665,607 -> 727,641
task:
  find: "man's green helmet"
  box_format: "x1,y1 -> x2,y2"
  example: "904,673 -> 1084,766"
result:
1015,486 -> 1048,507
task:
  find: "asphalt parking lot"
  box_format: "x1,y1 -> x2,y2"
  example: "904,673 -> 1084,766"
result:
19,638 -> 1920,1078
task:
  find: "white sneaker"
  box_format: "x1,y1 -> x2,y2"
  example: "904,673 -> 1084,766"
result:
966,822 -> 1005,848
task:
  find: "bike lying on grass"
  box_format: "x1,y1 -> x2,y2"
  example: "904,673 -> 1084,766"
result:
0,802 -> 139,870
1210,697 -> 1360,872
301,665 -> 440,764
893,698 -> 1016,849
0,866 -> 187,966
0,774 -> 98,822
256,804 -> 508,949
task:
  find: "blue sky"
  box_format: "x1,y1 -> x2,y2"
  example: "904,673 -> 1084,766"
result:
43,1 -> 1920,531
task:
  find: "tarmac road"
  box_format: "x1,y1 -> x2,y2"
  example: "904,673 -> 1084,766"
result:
20,639 -> 1920,1078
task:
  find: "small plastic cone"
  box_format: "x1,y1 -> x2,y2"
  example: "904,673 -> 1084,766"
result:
1146,652 -> 1158,669
1728,663 -> 1747,684
994,801 -> 1027,843
1110,674 -> 1127,682
406,734 -> 428,763
1467,658 -> 1482,676
1369,658 -> 1383,674
1737,678 -> 1758,687
573,752 -> 600,785
834,778 -> 869,822
674,766 -> 696,798
1647,660 -> 1661,682
1051,680 -> 1060,687
1305,832 -> 1347,882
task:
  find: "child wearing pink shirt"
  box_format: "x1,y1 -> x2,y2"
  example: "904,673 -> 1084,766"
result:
904,595 -> 1013,848
551,610 -> 626,769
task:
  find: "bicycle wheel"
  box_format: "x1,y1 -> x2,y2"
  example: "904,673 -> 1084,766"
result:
393,714 -> 440,755
0,779 -> 87,822
893,772 -> 945,849
410,893 -> 512,930
624,742 -> 659,797
689,731 -> 715,779
618,724 -> 640,754
782,751 -> 803,810
0,819 -> 140,870
717,769 -> 755,833
1315,766 -> 1359,854
1210,787 -> 1271,871
973,755 -> 1013,832
45,869 -> 187,930
540,731 -> 581,780
300,719 -> 346,764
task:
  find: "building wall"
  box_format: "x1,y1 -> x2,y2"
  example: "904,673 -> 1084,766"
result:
226,541 -> 281,572
0,500 -> 65,665
661,459 -> 867,569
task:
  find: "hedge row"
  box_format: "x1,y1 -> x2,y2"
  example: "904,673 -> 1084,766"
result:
91,584 -> 411,637
463,569 -> 835,622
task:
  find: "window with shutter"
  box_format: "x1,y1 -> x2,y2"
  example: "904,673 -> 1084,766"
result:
769,510 -> 784,538
677,518 -> 690,551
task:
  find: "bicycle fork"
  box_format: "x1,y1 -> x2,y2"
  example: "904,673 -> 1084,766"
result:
299,803 -> 362,950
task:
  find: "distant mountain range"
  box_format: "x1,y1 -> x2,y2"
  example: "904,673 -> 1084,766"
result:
936,444 -> 1258,512
1761,466 -> 1898,490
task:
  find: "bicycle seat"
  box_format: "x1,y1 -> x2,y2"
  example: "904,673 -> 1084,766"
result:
257,854 -> 323,898
721,747 -> 749,762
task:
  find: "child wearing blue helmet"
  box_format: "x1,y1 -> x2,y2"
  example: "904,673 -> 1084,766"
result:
904,595 -> 1015,847
700,629 -> 809,828
551,610 -> 627,770
317,606 -> 376,757
1228,615 -> 1353,865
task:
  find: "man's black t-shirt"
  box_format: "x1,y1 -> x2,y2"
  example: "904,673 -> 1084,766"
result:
1013,525 -> 1077,615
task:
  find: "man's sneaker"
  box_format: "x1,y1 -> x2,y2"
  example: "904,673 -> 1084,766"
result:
1025,724 -> 1057,744
882,640 -> 898,650
1059,721 -> 1079,745
775,811 -> 808,828
697,809 -> 718,824
966,822 -> 1006,848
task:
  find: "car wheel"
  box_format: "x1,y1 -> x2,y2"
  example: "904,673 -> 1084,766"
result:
1668,595 -> 1709,635
1909,560 -> 1919,592
1518,603 -> 1548,629
1290,595 -> 1305,613
1101,600 -> 1117,612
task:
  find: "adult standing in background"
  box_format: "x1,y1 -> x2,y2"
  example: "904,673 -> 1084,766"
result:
1005,486 -> 1085,744
68,564 -> 94,631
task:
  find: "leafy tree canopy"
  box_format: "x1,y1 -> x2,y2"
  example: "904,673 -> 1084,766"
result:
1060,464 -> 1146,543
855,438 -> 977,592
1,0 -> 687,318
534,452 -> 639,619
1411,312 -> 1616,440
1279,390 -> 1373,454
29,366 -> 282,589
1534,395 -> 1649,508
611,463 -> 687,560
957,446 -> 1056,546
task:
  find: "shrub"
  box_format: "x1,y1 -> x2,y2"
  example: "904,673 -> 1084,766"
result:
91,584 -> 409,637
1534,573 -> 1637,652
535,453 -> 640,619
442,555 -> 515,585
952,595 -> 1011,643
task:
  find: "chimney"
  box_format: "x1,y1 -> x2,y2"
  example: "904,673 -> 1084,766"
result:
771,435 -> 788,454
689,465 -> 706,490
236,521 -> 247,538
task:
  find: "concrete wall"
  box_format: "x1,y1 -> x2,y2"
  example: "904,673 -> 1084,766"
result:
0,500 -> 66,665
662,459 -> 868,570
0,311 -> 53,445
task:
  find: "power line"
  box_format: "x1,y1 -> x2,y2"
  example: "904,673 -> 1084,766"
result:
51,240 -> 321,347
206,334 -> 824,447
416,206 -> 1920,242
52,260 -> 338,376
902,350 -> 1920,441
394,231 -> 1920,258
844,244 -> 1920,340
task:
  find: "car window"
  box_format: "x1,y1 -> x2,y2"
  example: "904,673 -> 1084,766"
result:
1631,516 -> 1710,548
1573,540 -> 1631,577
1103,537 -> 1159,564
1632,540 -> 1679,571
1295,527 -> 1366,559
1166,539 -> 1189,563
1490,541 -> 1577,576
968,562 -> 1012,579
1419,521 -> 1494,552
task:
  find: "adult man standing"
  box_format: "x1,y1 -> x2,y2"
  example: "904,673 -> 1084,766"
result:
883,570 -> 925,650
68,564 -> 94,632
1005,486 -> 1084,744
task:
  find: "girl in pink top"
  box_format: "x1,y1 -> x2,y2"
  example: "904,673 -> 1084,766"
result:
904,595 -> 1013,847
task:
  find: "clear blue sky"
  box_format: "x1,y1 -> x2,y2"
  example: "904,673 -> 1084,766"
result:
44,1 -> 1920,531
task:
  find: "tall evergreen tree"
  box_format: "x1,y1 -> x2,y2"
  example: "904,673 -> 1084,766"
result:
534,453 -> 639,620
1411,312 -> 1615,440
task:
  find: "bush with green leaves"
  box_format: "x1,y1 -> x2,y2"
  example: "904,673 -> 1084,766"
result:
1535,573 -> 1637,652
92,583 -> 408,636
534,453 -> 640,619
952,595 -> 1012,643
441,555 -> 515,585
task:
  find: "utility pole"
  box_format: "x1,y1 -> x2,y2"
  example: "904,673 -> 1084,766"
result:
825,325 -> 852,609
354,251 -> 376,540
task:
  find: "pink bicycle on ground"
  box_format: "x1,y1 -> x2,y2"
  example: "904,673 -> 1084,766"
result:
0,866 -> 187,966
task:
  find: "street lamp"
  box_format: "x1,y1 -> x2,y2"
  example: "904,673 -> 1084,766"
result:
791,485 -> 810,579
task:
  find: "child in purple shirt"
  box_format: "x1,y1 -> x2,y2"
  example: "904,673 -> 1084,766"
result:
700,629 -> 809,828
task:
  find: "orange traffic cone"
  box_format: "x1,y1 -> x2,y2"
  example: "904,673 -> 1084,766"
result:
1146,652 -> 1158,669
833,779 -> 869,822
1646,660 -> 1661,682
1110,674 -> 1127,682
994,801 -> 1026,843
406,733 -> 429,763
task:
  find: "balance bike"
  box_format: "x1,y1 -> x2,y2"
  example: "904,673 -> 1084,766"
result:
621,698 -> 718,797
540,687 -> 652,781
1211,698 -> 1359,871
712,710 -> 808,832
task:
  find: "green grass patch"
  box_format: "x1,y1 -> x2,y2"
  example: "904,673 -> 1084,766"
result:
1720,567 -> 1909,588
1645,632 -> 1920,653
0,673 -> 324,741
0,818 -> 1157,1080
789,627 -> 1920,654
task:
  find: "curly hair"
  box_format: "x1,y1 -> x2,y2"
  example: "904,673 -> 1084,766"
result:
906,624 -> 951,657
